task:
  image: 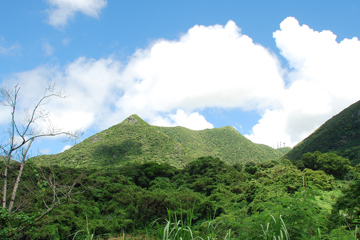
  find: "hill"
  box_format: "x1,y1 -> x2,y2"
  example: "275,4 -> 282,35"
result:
33,114 -> 284,168
284,100 -> 360,165
275,147 -> 292,155
157,125 -> 283,165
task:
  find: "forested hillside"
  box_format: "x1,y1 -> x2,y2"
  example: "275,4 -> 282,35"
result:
157,125 -> 283,164
3,102 -> 360,239
3,157 -> 359,239
33,115 -> 283,168
285,100 -> 360,165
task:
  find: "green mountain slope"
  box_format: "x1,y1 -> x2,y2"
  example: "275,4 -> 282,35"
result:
276,147 -> 292,155
157,126 -> 283,164
284,100 -> 360,165
34,114 -> 283,169
34,115 -> 191,168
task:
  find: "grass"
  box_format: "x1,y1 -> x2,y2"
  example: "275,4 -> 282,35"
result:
260,215 -> 289,240
69,210 -> 359,240
70,215 -> 96,240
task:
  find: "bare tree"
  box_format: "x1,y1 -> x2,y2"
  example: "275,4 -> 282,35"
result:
0,83 -> 79,213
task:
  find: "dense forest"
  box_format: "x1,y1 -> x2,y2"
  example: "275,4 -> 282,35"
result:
285,100 -> 360,166
2,100 -> 360,239
1,154 -> 360,239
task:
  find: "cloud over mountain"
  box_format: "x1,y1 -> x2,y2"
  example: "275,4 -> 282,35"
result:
2,17 -> 360,148
246,17 -> 360,146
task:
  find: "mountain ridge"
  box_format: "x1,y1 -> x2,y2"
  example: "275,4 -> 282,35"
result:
33,114 -> 284,168
284,100 -> 360,165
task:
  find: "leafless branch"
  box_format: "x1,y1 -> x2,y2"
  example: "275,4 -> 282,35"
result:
0,83 -> 81,231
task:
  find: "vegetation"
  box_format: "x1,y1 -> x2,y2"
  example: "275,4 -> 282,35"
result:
0,84 -> 80,239
276,147 -> 292,155
294,151 -> 352,179
285,100 -> 360,166
2,95 -> 360,239
157,125 -> 284,164
1,156 -> 359,239
33,115 -> 284,169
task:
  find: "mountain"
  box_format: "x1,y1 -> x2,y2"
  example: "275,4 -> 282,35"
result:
275,147 -> 292,155
284,100 -> 360,165
156,125 -> 283,165
33,114 -> 284,169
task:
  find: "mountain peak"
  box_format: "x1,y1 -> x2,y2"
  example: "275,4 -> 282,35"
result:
120,114 -> 149,126
33,114 -> 285,169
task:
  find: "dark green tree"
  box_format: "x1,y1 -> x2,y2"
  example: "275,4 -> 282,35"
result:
317,152 -> 352,178
300,151 -> 351,178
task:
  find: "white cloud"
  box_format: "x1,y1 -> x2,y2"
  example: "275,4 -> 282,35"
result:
117,20 -> 284,117
151,110 -> 214,130
61,145 -> 72,152
1,20 -> 284,136
0,57 -> 122,134
42,41 -> 54,56
247,17 -> 360,147
45,0 -> 107,28
246,109 -> 291,147
3,17 -> 360,151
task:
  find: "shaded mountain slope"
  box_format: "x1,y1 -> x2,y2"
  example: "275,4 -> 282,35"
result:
34,114 -> 284,169
34,115 -> 191,168
284,100 -> 360,165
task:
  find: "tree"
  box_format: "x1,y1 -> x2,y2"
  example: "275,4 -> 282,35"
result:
329,177 -> 360,231
301,151 -> 322,170
316,152 -> 352,178
0,83 -> 80,238
300,151 -> 352,178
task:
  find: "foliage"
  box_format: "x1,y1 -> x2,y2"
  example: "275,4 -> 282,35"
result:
276,147 -> 292,155
3,94 -> 360,239
0,207 -> 35,239
303,168 -> 334,190
32,115 -> 284,169
329,176 -> 360,230
158,125 -> 284,165
299,151 -> 352,178
5,156 -> 357,239
285,100 -> 360,166
0,162 -> 82,239
260,214 -> 289,240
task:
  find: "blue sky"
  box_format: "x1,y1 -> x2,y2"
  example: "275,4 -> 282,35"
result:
1,0 -> 360,155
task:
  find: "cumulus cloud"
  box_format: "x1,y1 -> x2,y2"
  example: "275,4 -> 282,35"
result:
113,20 -> 285,130
0,57 -> 122,134
3,17 -> 360,151
247,17 -> 360,147
151,110 -> 214,130
117,21 -> 284,116
1,20 -> 284,135
45,0 -> 107,28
